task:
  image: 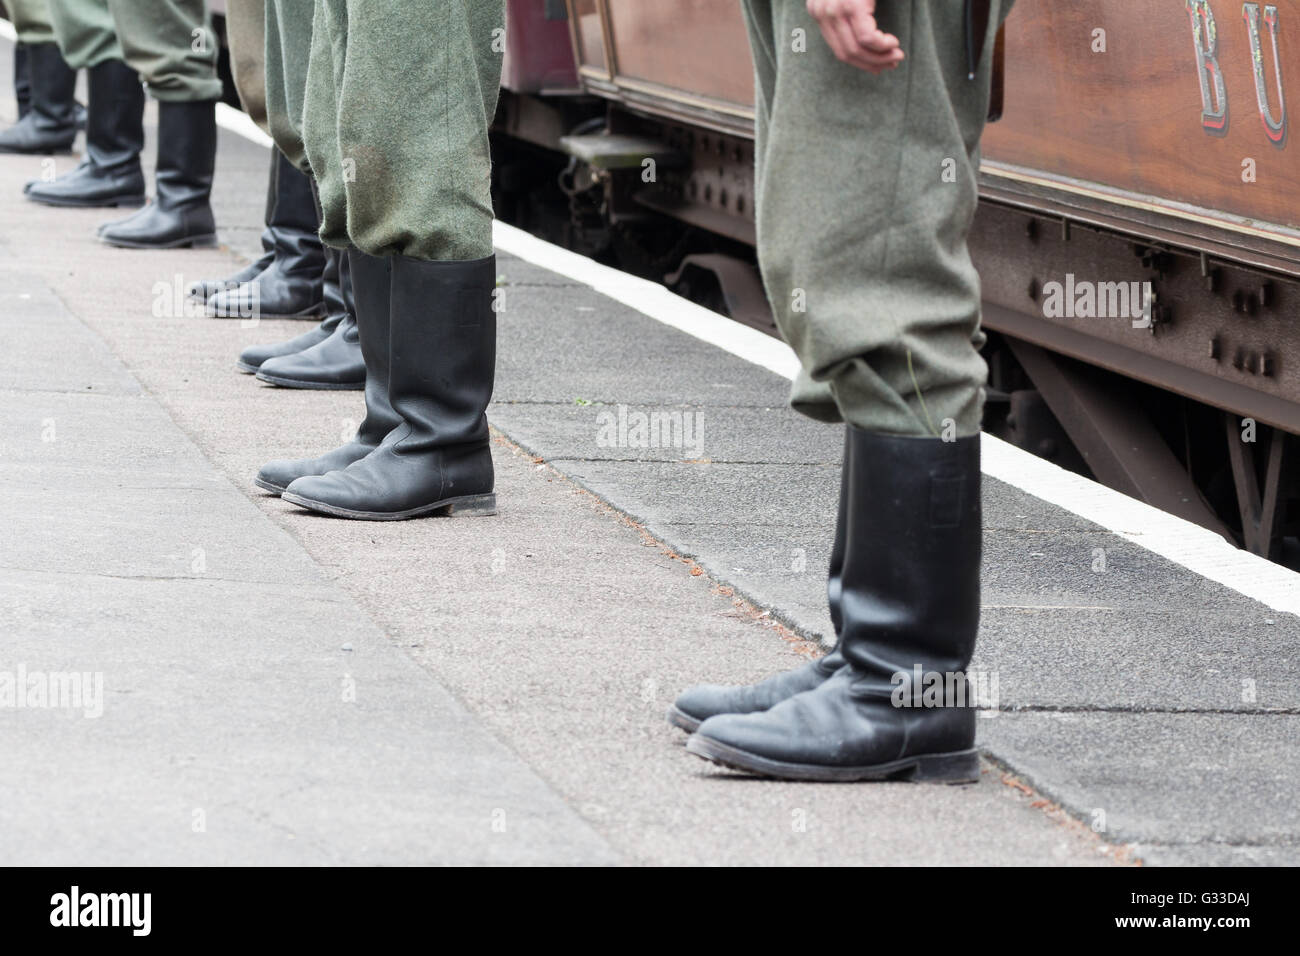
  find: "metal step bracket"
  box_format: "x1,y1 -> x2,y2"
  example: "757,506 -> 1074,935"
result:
557,133 -> 685,172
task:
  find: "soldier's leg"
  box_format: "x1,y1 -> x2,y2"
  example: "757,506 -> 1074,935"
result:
300,0 -> 346,250
0,0 -> 78,153
6,0 -> 56,43
224,0 -> 266,131
205,0 -> 325,320
102,0 -> 219,102
263,0 -> 312,170
26,0 -> 145,207
45,0 -> 119,68
186,0 -> 274,303
279,0 -> 504,520
757,2 -> 999,438
97,0 -> 220,248
243,0 -> 360,384
670,0 -> 853,732
687,0 -> 1013,781
255,0 -> 396,495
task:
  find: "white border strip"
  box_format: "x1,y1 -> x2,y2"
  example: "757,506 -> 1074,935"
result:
493,220 -> 1300,619
216,102 -> 274,149
493,221 -> 800,381
61,35 -> 1292,621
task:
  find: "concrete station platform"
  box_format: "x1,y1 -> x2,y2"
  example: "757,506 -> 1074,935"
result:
2,34 -> 1298,866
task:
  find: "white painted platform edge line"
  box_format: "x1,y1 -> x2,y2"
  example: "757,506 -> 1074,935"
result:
215,102 -> 274,149
493,221 -> 1300,619
210,83 -> 1300,619
982,436 -> 1300,617
493,220 -> 801,380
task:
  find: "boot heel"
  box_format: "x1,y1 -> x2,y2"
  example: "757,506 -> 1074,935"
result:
907,749 -> 980,785
443,493 -> 497,517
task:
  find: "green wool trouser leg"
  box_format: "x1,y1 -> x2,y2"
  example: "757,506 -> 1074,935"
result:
103,0 -> 220,101
7,0 -> 56,44
301,0 -> 505,260
44,0 -> 120,68
225,0 -> 267,132
263,0 -> 314,170
741,0 -> 1012,437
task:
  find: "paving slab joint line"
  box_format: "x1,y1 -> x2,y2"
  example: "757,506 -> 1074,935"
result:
1138,838 -> 1300,849
488,427 -> 827,658
488,424 -> 835,652
981,752 -> 1151,863
485,425 -> 1164,860
1002,703 -> 1300,716
6,261 -> 620,862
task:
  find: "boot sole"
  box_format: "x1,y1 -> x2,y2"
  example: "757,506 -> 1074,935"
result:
253,476 -> 288,496
254,370 -> 365,391
26,193 -> 146,208
0,143 -> 76,155
235,360 -> 258,374
666,705 -> 702,734
206,306 -> 328,320
100,233 -> 219,250
685,736 -> 981,784
280,491 -> 497,521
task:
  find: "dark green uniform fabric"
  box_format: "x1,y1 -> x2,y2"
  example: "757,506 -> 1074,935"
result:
301,0 -> 505,261
6,0 -> 57,44
105,0 -> 220,101
742,0 -> 1012,437
226,0 -> 267,131
45,0 -> 120,67
263,0 -> 313,169
40,0 -> 219,98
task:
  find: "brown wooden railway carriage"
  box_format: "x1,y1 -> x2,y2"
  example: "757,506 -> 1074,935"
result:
492,0 -> 1300,561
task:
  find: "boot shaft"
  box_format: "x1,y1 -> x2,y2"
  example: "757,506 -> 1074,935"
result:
85,59 -> 145,173
827,428 -> 852,637
24,43 -> 77,133
346,250 -> 402,446
14,44 -> 31,119
838,428 -> 983,687
386,255 -> 497,451
270,150 -> 321,235
154,99 -> 217,211
321,246 -> 346,317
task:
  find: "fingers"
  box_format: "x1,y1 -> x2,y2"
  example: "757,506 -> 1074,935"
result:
808,0 -> 905,74
846,7 -> 898,54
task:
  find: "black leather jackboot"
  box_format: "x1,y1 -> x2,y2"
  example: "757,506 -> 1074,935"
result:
252,247 -> 364,388
254,250 -> 401,494
14,44 -> 31,119
668,430 -> 852,732
687,428 -> 984,783
0,42 -> 77,154
237,245 -> 345,373
189,149 -> 281,301
25,58 -> 145,207
281,255 -> 497,520
98,99 -> 217,249
206,150 -> 325,318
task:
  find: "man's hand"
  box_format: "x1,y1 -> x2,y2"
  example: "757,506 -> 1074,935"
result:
806,0 -> 904,73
